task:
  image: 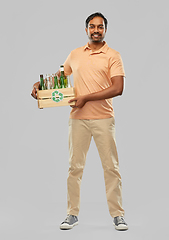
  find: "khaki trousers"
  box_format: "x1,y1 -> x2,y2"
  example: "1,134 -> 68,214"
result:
67,117 -> 125,218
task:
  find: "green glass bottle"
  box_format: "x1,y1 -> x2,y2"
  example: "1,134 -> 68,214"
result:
60,65 -> 67,88
60,65 -> 64,88
64,76 -> 68,88
40,74 -> 45,90
54,75 -> 58,89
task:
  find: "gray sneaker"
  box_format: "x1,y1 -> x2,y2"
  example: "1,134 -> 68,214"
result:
60,215 -> 78,230
113,216 -> 128,231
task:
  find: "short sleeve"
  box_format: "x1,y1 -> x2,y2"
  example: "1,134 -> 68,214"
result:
64,53 -> 72,76
109,52 -> 125,78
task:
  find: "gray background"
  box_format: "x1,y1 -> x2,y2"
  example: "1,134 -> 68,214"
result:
1,0 -> 169,239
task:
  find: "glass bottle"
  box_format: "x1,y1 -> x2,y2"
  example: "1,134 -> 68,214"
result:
50,74 -> 53,89
46,74 -> 51,89
60,65 -> 67,88
40,74 -> 45,90
54,75 -> 58,89
67,75 -> 71,88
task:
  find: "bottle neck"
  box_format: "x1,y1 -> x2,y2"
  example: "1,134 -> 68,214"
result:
60,66 -> 64,76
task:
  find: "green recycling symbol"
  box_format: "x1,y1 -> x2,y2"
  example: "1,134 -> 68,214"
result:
51,90 -> 64,103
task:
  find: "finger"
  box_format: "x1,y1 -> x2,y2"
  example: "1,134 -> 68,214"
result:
70,106 -> 77,108
34,87 -> 37,94
31,88 -> 37,99
31,92 -> 37,99
68,98 -> 77,103
70,104 -> 77,108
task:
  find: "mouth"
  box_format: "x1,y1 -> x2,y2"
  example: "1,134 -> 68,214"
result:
92,34 -> 101,38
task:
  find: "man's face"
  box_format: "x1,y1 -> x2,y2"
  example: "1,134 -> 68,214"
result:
85,16 -> 107,43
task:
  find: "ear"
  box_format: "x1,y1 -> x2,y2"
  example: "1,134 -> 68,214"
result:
85,28 -> 88,35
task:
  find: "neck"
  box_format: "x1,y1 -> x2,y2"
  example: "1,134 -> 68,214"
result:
88,41 -> 105,51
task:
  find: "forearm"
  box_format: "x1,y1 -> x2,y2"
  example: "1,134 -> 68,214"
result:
69,76 -> 124,108
85,84 -> 123,102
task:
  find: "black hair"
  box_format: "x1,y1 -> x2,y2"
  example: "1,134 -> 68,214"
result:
85,12 -> 108,29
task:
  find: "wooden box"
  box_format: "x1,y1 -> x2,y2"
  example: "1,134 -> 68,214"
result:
37,87 -> 75,109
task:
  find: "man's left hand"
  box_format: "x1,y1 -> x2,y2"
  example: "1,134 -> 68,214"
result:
68,96 -> 87,108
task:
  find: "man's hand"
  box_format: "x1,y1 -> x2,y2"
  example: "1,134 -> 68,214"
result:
68,95 -> 87,108
31,82 -> 40,99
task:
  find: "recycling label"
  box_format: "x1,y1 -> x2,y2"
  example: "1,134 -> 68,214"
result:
51,90 -> 64,103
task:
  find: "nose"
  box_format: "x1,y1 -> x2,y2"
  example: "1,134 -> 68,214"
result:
94,26 -> 99,32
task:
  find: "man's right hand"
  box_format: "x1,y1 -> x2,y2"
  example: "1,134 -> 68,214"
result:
31,82 -> 40,99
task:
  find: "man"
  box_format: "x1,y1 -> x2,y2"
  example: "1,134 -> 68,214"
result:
31,12 -> 128,231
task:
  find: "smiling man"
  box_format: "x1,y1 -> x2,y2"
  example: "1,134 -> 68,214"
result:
31,12 -> 128,231
61,12 -> 128,231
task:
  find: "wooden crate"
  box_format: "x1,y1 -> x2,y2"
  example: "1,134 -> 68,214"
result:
37,87 -> 75,109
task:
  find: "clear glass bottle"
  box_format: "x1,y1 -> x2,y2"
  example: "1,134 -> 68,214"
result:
67,75 -> 71,88
50,74 -> 53,89
46,74 -> 51,89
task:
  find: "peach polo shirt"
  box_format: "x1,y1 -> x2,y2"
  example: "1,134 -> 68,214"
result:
64,42 -> 125,119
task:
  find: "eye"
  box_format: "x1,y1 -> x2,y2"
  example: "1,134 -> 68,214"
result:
89,25 -> 94,29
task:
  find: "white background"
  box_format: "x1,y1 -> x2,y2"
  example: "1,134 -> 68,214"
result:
1,0 -> 169,239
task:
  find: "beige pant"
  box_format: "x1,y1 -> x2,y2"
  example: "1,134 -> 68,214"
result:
67,117 -> 125,218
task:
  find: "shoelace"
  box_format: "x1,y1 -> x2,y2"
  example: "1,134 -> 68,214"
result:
64,215 -> 76,223
117,217 -> 125,224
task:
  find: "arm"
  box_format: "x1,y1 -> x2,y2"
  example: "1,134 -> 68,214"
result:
69,76 -> 124,108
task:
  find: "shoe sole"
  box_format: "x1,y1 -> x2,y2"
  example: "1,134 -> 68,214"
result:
113,222 -> 128,231
60,221 -> 79,230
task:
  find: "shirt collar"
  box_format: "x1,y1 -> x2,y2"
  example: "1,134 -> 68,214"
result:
84,41 -> 109,54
